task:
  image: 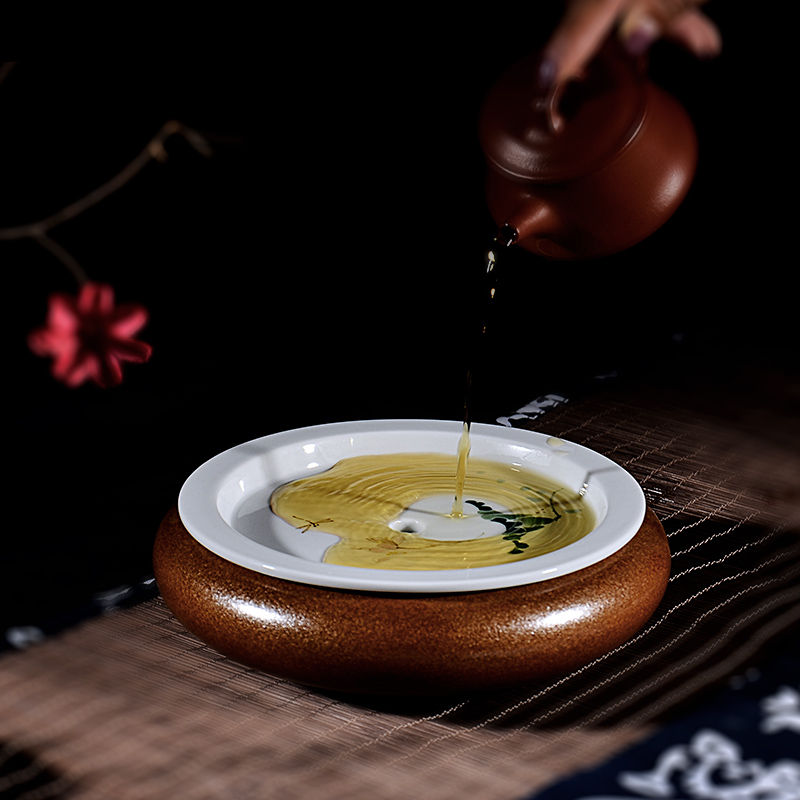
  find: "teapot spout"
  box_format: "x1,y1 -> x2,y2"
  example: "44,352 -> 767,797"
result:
498,200 -> 564,257
494,223 -> 518,247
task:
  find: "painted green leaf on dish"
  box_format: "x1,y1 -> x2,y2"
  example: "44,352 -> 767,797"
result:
466,499 -> 562,555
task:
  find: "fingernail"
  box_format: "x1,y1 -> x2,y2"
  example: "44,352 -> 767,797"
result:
536,55 -> 557,91
623,16 -> 660,56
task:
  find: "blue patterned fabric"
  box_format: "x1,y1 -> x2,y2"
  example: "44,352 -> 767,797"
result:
528,639 -> 800,800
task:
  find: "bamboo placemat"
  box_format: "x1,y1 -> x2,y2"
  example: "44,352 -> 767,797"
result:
2,368 -> 798,800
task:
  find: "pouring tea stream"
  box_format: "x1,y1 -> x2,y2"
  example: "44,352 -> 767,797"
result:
454,38 -> 698,509
270,40 -> 699,567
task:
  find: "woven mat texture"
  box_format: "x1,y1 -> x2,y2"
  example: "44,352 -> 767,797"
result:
2,372 -> 798,800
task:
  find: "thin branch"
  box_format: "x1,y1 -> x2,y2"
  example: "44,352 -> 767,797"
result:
0,120 -> 212,243
0,62 -> 15,88
33,232 -> 89,284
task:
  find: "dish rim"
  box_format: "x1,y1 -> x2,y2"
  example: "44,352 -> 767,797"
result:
177,419 -> 646,593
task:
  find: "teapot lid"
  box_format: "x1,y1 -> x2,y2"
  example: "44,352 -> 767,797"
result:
478,42 -> 648,183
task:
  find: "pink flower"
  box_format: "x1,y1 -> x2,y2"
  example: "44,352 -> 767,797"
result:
29,282 -> 153,388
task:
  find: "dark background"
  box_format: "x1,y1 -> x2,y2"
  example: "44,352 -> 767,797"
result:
4,6 -> 792,634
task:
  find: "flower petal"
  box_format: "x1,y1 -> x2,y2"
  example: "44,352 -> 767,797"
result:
54,349 -> 94,387
77,282 -> 115,316
109,304 -> 149,338
92,353 -> 125,388
30,282 -> 153,388
46,294 -> 80,333
108,337 -> 153,364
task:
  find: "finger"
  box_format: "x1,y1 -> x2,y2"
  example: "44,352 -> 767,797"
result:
541,0 -> 630,85
618,1 -> 721,57
617,1 -> 663,52
664,9 -> 722,56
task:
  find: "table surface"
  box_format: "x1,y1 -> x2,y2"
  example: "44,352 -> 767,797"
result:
3,355 -> 798,800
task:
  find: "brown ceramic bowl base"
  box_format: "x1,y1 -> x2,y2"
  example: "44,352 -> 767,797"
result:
153,506 -> 670,695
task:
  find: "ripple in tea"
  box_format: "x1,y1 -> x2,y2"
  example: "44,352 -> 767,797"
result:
270,453 -> 594,571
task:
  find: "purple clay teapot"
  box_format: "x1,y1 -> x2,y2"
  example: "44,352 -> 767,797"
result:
478,40 -> 697,260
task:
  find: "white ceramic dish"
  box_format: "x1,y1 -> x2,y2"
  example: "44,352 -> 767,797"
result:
177,419 -> 646,593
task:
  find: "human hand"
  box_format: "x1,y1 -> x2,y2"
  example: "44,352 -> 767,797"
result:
538,0 -> 722,88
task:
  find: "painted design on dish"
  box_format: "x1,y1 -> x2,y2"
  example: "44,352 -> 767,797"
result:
466,495 -> 564,555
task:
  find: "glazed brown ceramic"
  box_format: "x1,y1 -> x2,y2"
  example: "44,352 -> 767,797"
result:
479,40 -> 697,259
153,506 -> 670,695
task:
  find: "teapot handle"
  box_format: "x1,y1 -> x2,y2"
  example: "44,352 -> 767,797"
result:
540,48 -> 647,135
541,68 -> 587,135
544,82 -> 567,135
